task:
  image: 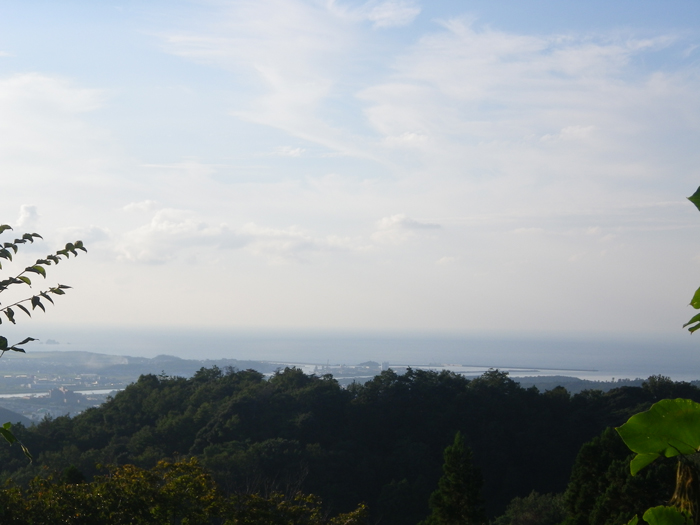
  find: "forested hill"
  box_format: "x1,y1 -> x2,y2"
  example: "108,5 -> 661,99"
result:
1,367 -> 697,523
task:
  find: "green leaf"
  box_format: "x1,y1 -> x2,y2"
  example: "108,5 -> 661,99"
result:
688,323 -> 700,334
25,265 -> 46,278
0,225 -> 13,235
20,442 -> 32,461
0,336 -> 7,350
688,187 -> 700,213
31,296 -> 45,313
642,506 -> 692,525
16,337 -> 36,346
9,347 -> 25,353
4,308 -> 16,324
0,248 -> 12,261
0,425 -> 16,445
17,276 -> 31,286
627,516 -> 639,525
40,292 -> 54,305
74,240 -> 87,253
16,304 -> 30,317
630,453 -> 660,474
50,288 -> 65,295
616,399 -> 700,475
690,287 -> 700,309
31,233 -> 42,240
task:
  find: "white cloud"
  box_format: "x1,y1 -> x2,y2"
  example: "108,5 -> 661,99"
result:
118,209 -> 230,264
123,200 -> 159,213
16,205 -> 39,230
58,225 -> 112,245
372,213 -> 440,244
327,0 -> 420,28
118,208 -> 363,265
363,1 -> 420,28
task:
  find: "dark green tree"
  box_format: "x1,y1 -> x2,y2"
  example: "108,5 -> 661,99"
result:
420,431 -> 486,525
493,491 -> 566,525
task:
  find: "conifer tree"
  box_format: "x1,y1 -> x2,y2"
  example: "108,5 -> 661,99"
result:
421,431 -> 487,525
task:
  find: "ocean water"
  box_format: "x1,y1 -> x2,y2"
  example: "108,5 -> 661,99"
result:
14,326 -> 700,382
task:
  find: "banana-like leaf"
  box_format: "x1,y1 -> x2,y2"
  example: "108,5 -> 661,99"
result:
642,506 -> 692,525
617,399 -> 700,475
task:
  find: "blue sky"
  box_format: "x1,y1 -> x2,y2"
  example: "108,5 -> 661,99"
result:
0,0 -> 699,338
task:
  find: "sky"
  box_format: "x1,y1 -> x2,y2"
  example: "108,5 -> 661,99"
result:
1,0 -> 700,339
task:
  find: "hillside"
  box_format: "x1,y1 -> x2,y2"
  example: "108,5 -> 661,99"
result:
0,367 -> 696,523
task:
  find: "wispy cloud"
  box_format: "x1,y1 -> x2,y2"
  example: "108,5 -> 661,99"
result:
372,214 -> 440,244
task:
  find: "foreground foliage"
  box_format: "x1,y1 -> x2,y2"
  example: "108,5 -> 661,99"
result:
0,458 -> 367,524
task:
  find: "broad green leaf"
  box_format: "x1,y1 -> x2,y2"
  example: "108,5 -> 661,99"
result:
0,225 -> 12,234
0,248 -> 12,261
0,336 -> 8,350
617,399 -> 700,475
4,308 -> 16,324
630,453 -> 660,474
688,186 -> 700,213
690,287 -> 700,309
40,292 -> 54,304
627,516 -> 639,525
9,347 -> 25,353
0,426 -> 16,445
30,233 -> 42,239
17,276 -> 31,286
688,323 -> 700,334
16,337 -> 36,345
642,506 -> 692,525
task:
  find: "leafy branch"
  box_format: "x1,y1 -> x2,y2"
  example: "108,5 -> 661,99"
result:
685,187 -> 700,333
0,223 -> 87,460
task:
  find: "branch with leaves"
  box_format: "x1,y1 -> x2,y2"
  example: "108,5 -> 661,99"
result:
0,223 -> 87,460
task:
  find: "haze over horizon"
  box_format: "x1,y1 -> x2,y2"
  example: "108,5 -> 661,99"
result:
1,1 -> 700,344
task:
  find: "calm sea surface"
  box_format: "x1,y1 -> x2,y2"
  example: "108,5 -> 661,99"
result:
14,326 -> 700,382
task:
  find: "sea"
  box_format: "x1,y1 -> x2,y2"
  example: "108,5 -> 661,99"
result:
11,325 -> 700,383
